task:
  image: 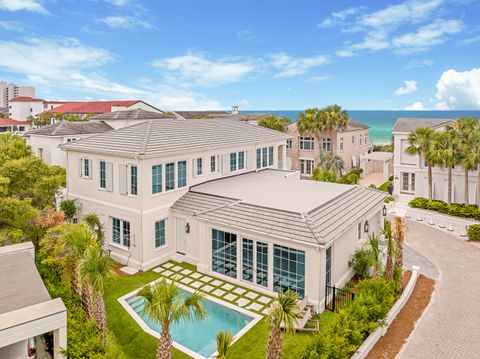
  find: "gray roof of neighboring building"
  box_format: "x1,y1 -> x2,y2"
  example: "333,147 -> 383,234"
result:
89,109 -> 176,121
0,250 -> 51,314
392,118 -> 455,133
60,118 -> 290,158
173,111 -> 230,119
27,120 -> 113,136
345,119 -> 369,130
171,170 -> 387,246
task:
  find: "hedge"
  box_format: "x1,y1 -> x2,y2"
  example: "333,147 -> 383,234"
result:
409,197 -> 480,221
467,224 -> 480,241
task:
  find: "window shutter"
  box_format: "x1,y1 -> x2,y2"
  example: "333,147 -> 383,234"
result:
119,164 -> 127,195
79,158 -> 83,177
106,162 -> 113,191
192,159 -> 196,177
221,154 -> 230,175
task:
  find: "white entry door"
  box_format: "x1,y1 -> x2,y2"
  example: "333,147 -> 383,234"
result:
175,218 -> 187,254
401,172 -> 415,193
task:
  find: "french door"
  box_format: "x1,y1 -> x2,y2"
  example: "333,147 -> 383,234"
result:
242,238 -> 269,288
401,172 -> 416,193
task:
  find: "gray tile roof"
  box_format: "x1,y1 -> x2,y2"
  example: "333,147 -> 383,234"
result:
392,118 -> 455,133
89,109 -> 176,121
345,119 -> 369,130
171,171 -> 387,246
27,120 -> 113,136
0,251 -> 51,314
60,118 -> 290,158
173,111 -> 230,119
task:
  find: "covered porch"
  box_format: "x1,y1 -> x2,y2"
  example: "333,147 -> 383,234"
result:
360,152 -> 393,186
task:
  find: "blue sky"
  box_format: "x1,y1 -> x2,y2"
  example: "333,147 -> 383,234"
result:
0,0 -> 479,110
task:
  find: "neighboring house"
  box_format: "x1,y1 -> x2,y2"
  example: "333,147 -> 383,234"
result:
60,118 -> 386,311
46,100 -> 163,120
89,109 -> 176,129
0,81 -> 35,107
27,121 -> 112,167
286,120 -> 371,176
392,118 -> 478,203
8,96 -> 46,121
0,117 -> 31,133
173,109 -> 273,124
0,242 -> 67,359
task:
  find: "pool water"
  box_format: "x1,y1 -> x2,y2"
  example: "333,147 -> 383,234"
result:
126,289 -> 254,357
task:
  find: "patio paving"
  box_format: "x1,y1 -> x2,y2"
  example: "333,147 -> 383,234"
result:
151,260 -> 275,316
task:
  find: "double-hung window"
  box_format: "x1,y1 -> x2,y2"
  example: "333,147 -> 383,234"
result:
268,147 -> 273,166
230,152 -> 237,172
130,165 -> 138,195
262,147 -> 268,167
299,137 -> 314,150
196,157 -> 203,176
256,148 -> 261,169
238,151 -> 245,170
165,162 -> 175,191
99,161 -> 106,189
340,137 -> 344,151
322,137 -> 331,152
155,219 -> 166,248
112,217 -> 130,247
210,155 -> 217,173
357,222 -> 362,240
177,161 -> 187,188
152,164 -> 162,194
286,138 -> 292,149
359,136 -> 363,145
80,158 -> 91,178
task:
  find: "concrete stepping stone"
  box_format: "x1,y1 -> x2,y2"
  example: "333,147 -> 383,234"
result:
213,289 -> 226,297
258,296 -> 271,304
247,303 -> 263,311
180,277 -> 193,284
221,283 -> 234,290
200,275 -> 213,282
162,263 -> 174,268
162,270 -> 173,277
245,291 -> 258,299
181,269 -> 192,275
202,285 -> 214,292
236,298 -> 249,307
152,267 -> 163,273
233,287 -> 246,295
211,279 -> 223,286
191,281 -> 202,288
171,265 -> 183,272
191,272 -> 202,279
224,293 -> 237,301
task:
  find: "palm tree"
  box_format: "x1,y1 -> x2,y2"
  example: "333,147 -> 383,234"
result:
429,130 -> 458,205
452,118 -> 479,205
266,289 -> 301,359
137,279 -> 206,359
405,127 -> 435,200
462,129 -> 480,207
257,115 -> 292,132
382,220 -> 395,281
215,331 -> 234,359
297,108 -> 324,163
79,245 -> 114,347
322,104 -> 349,133
393,217 -> 405,290
319,152 -> 344,177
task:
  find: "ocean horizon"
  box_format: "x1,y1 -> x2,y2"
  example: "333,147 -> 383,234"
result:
244,110 -> 480,145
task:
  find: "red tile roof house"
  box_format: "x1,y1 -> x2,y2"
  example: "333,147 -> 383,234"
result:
0,117 -> 31,133
286,119 -> 372,177
45,100 -> 163,120
8,96 -> 51,121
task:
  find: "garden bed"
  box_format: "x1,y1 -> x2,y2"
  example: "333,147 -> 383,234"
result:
366,274 -> 435,358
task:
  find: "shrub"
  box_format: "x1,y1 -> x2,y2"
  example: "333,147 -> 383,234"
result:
338,172 -> 359,185
348,249 -> 373,280
409,197 -> 480,220
384,196 -> 395,204
312,168 -> 336,182
426,200 -> 448,213
60,200 -> 77,221
409,197 -> 429,208
467,224 -> 480,241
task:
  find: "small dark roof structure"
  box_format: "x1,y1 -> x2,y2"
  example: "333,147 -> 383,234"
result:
173,111 -> 230,119
27,120 -> 113,136
392,118 -> 455,133
89,109 -> 176,121
0,249 -> 50,314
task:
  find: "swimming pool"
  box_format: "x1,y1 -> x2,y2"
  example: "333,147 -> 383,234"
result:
121,282 -> 259,358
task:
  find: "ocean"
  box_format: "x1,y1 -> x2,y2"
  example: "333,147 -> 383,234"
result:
244,110 -> 480,145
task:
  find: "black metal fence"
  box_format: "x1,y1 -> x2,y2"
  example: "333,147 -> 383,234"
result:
325,285 -> 355,312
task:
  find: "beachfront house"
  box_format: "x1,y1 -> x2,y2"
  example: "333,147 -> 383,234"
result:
286,120 -> 372,176
392,118 -> 478,203
60,118 -> 386,311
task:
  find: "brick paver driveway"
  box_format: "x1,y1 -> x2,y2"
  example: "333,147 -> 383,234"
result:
398,220 -> 480,359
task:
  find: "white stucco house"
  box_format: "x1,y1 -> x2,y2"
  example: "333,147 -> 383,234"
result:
60,118 -> 386,310
0,242 -> 67,359
392,118 -> 479,204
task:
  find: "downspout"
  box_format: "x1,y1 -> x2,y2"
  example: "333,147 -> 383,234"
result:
138,155 -> 144,271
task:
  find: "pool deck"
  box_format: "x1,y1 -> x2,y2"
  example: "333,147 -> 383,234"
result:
152,261 -> 274,316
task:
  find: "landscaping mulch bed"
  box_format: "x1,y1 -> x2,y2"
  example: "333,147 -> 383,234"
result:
366,273 -> 435,359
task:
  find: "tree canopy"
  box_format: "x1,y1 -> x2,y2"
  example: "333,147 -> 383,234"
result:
257,115 -> 291,132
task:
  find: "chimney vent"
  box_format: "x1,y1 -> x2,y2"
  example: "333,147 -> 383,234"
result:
231,105 -> 239,115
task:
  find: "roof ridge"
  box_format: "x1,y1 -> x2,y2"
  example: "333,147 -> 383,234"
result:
139,120 -> 153,155
194,199 -> 242,216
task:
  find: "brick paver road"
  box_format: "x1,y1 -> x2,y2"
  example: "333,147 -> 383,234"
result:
398,220 -> 480,359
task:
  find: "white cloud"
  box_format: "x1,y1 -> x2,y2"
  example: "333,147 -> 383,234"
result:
152,54 -> 255,86
404,101 -> 427,110
394,80 -> 418,95
392,19 -> 462,54
0,19 -> 24,31
459,34 -> 480,45
0,0 -> 48,14
405,59 -> 434,69
104,0 -> 130,5
101,15 -> 153,29
271,53 -> 329,78
435,68 -> 480,109
318,7 -> 363,28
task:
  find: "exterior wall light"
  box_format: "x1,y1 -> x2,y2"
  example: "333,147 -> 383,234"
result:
185,222 -> 190,234
383,205 -> 387,217
364,220 -> 369,233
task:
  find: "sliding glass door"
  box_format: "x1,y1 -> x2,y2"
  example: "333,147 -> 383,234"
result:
242,238 -> 269,288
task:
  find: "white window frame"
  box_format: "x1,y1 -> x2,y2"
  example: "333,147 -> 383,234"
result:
111,217 -> 131,248
299,136 -> 314,151
286,138 -> 292,149
322,137 -> 331,152
155,219 -> 167,249
300,159 -> 314,175
210,155 -> 218,173
80,158 -> 92,179
339,137 -> 344,151
194,157 -> 204,177
256,146 -> 274,170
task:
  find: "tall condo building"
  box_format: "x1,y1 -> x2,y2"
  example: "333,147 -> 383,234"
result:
0,81 -> 35,107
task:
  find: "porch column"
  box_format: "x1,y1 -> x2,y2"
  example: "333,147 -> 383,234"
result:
53,326 -> 67,359
282,144 -> 287,170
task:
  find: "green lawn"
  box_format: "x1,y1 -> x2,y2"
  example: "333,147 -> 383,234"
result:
104,269 -> 335,359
